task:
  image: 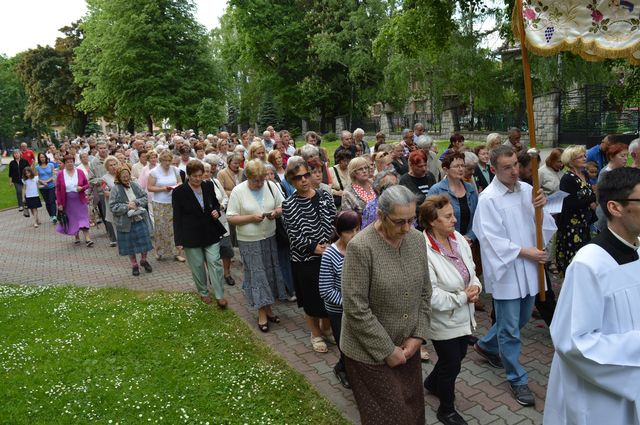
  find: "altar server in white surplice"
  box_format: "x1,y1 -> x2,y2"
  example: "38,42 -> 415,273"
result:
471,145 -> 556,407
545,167 -> 640,425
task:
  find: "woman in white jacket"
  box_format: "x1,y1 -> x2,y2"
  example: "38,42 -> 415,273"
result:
420,194 -> 482,425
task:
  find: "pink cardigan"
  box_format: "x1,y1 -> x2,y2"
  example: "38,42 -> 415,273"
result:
56,168 -> 89,208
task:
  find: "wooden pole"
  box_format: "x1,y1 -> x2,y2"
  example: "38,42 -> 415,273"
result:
516,0 -> 546,301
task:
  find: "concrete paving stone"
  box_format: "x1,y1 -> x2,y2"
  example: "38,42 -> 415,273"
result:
0,207 -> 556,425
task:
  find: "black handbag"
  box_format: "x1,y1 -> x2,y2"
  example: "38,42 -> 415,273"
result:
266,182 -> 290,248
57,210 -> 69,233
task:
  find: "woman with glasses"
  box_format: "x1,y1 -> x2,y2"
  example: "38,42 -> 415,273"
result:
556,145 -> 597,277
428,152 -> 478,245
227,159 -> 288,331
283,159 -> 337,353
341,185 -> 431,425
341,157 -> 376,214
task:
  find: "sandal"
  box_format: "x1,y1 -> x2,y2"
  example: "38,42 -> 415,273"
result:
74,239 -> 81,245
267,315 -> 280,324
258,321 -> 269,333
174,255 -> 186,263
311,336 -> 328,353
86,240 -> 94,247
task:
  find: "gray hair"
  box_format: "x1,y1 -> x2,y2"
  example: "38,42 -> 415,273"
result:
489,144 -> 516,165
204,154 -> 221,166
300,144 -> 319,160
353,128 -> 365,138
629,138 -> 640,154
401,128 -> 412,137
372,169 -> 399,195
464,151 -> 479,166
377,185 -> 417,216
416,135 -> 433,149
486,133 -> 501,146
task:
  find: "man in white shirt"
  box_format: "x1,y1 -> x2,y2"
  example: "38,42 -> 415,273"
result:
544,167 -> 640,425
472,145 -> 556,407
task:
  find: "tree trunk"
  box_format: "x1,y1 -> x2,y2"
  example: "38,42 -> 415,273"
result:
127,118 -> 135,134
146,115 -> 153,134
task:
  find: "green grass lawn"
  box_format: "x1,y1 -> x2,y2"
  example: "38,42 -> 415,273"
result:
0,285 -> 349,425
0,166 -> 17,210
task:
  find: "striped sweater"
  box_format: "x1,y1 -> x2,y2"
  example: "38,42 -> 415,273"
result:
318,243 -> 344,314
282,189 -> 336,263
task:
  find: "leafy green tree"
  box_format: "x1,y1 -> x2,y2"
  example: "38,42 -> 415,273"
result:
257,95 -> 281,131
15,22 -> 89,136
196,98 -> 226,133
0,55 -> 34,142
74,0 -> 223,132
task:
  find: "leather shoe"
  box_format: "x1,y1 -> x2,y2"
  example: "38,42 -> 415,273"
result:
216,298 -> 228,309
436,410 -> 468,425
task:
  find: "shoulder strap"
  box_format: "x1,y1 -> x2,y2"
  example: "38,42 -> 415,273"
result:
332,166 -> 343,190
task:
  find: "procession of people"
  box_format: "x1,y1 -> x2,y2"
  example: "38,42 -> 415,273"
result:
7,128 -> 640,425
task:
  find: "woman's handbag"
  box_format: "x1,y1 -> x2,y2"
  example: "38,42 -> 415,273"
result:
266,182 -> 290,248
57,210 -> 69,233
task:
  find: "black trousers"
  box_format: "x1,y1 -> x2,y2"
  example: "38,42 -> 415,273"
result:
327,311 -> 346,373
39,187 -> 57,218
424,336 -> 468,414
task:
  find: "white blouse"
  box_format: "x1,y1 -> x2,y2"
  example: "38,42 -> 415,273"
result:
64,169 -> 78,193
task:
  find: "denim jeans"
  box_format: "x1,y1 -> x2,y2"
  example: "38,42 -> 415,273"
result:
478,295 -> 535,385
39,187 -> 57,218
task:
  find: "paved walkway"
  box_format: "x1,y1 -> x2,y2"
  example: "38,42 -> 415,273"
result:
0,207 -> 554,424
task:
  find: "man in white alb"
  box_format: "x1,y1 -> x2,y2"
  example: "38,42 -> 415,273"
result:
472,145 -> 556,407
544,167 -> 640,425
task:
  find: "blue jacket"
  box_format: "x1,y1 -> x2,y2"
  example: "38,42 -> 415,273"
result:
586,144 -> 606,171
428,178 -> 478,240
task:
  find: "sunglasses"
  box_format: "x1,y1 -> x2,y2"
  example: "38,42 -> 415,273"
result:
291,172 -> 311,181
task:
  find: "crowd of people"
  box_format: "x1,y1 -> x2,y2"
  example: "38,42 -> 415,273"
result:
6,125 -> 640,425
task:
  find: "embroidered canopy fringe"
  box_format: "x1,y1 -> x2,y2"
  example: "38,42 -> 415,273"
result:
512,0 -> 640,65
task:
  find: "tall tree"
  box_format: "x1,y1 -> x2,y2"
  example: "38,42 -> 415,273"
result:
0,55 -> 34,142
15,22 -> 89,136
74,0 -> 223,132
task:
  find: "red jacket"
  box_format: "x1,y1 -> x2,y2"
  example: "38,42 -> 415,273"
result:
56,168 -> 89,208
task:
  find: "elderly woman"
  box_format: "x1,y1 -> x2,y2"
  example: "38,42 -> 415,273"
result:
391,143 -> 409,175
203,161 -> 236,286
372,150 -> 393,175
428,152 -> 478,244
486,133 -> 502,151
102,155 -> 121,247
538,148 -> 564,195
361,169 -> 399,228
341,157 -> 376,214
353,128 -> 370,154
109,168 -> 153,276
218,154 -> 243,197
341,185 -> 431,425
440,133 -> 465,161
556,145 -> 597,276
55,155 -> 93,246
147,150 -> 184,261
173,161 -> 228,306
329,150 -> 352,209
227,159 -> 288,330
420,195 -> 481,425
282,159 -> 337,352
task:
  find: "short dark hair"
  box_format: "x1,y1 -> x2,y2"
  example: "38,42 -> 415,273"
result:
517,151 -> 532,168
598,167 -> 640,219
37,152 -> 48,165
186,159 -> 204,176
335,150 -> 353,163
441,152 -> 465,169
335,210 -> 361,235
448,132 -> 464,148
419,194 -> 451,232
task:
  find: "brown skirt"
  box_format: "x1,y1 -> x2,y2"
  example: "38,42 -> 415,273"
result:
345,351 -> 425,425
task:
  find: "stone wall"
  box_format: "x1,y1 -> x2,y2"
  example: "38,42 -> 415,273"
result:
532,91 -> 560,147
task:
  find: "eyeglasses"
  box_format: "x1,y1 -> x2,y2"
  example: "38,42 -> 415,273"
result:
291,172 -> 311,181
384,215 -> 416,227
613,199 -> 640,203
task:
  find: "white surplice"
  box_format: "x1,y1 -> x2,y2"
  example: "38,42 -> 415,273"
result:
472,179 -> 556,300
544,243 -> 640,425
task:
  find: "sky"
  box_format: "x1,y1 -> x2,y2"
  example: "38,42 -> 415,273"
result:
0,0 -> 228,57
